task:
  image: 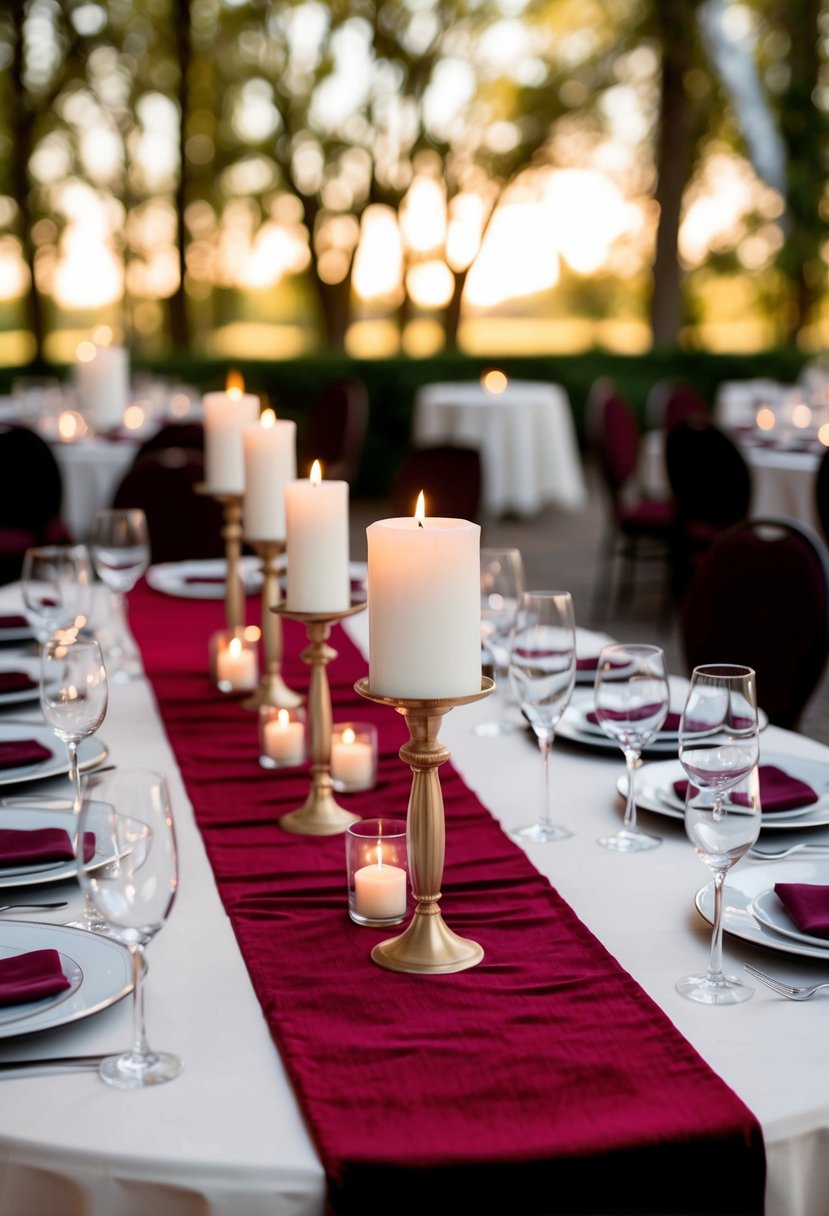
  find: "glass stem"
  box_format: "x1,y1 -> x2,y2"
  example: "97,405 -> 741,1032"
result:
110,590 -> 127,654
67,738 -> 81,813
539,734 -> 552,828
708,871 -> 726,982
623,750 -> 640,831
130,945 -> 151,1061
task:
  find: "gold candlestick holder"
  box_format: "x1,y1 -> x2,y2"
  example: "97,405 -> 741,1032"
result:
355,675 -> 494,975
196,485 -> 244,632
241,539 -> 302,711
272,601 -> 367,836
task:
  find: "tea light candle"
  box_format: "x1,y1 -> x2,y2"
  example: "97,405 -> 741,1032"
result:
263,708 -> 305,765
242,409 -> 297,540
331,725 -> 375,789
366,494 -> 481,698
354,858 -> 407,921
203,375 -> 261,494
216,635 -> 257,690
284,460 -> 350,611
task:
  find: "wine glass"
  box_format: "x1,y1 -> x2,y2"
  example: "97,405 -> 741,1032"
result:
40,634 -> 109,932
78,768 -> 182,1088
593,643 -> 669,852
475,547 -> 526,737
676,664 -> 761,1005
507,590 -> 576,843
21,544 -> 93,648
90,507 -> 150,682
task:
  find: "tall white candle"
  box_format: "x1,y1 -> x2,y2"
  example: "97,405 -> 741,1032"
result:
203,379 -> 260,494
242,409 -> 297,540
76,344 -> 130,432
284,461 -> 350,612
367,498 -> 481,698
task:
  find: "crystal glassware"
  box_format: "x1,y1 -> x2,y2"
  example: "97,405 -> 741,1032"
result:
592,643 -> 669,852
78,768 -> 182,1088
90,507 -> 150,682
21,544 -> 93,649
475,547 -> 526,737
507,590 -> 576,843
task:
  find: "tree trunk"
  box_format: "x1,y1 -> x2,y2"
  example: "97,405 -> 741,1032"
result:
10,4 -> 44,362
168,0 -> 192,350
444,267 -> 468,351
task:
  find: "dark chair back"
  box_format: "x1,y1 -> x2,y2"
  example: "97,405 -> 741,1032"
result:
666,417 -> 751,530
298,379 -> 369,484
0,424 -> 72,583
133,422 -> 205,464
645,378 -> 708,433
816,444 -> 829,546
587,380 -> 641,503
112,448 -> 225,565
680,516 -> 829,729
391,445 -> 482,521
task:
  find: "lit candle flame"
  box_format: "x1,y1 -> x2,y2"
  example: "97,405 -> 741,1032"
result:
76,340 -> 96,363
375,841 -> 385,867
123,404 -> 145,430
342,726 -> 356,746
310,459 -> 322,486
277,708 -> 290,728
58,411 -> 82,442
225,369 -> 245,399
756,406 -> 775,431
261,408 -> 276,428
415,491 -> 425,528
481,368 -> 508,394
228,636 -> 243,658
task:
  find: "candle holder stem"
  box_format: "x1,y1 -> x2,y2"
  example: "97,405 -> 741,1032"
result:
355,676 -> 493,974
242,540 -> 303,711
273,603 -> 366,835
220,494 -> 244,633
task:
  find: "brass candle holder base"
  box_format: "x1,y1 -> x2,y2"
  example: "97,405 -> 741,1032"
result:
355,675 -> 494,975
196,485 -> 244,632
241,539 -> 302,711
272,601 -> 367,836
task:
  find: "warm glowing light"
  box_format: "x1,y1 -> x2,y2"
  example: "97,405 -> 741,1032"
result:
123,404 -> 145,430
310,459 -> 322,486
243,625 -> 261,643
792,403 -> 812,429
482,369 -> 508,394
400,177 -> 447,255
342,726 -> 356,746
225,369 -> 245,397
819,423 -> 829,446
57,411 -> 85,442
414,491 -> 426,522
228,636 -> 243,658
277,708 -> 290,728
352,206 -> 403,301
76,340 -> 96,363
261,408 -> 276,428
92,325 -> 113,347
169,393 -> 191,418
756,406 -> 776,430
466,203 -> 559,307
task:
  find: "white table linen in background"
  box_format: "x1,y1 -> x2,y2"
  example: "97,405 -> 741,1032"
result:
51,438 -> 139,542
0,599 -> 827,1214
413,380 -> 587,517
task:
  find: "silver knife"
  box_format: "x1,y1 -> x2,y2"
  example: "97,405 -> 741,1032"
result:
0,1054 -> 107,1077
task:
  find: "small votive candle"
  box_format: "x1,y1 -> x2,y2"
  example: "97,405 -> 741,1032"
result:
259,706 -> 307,769
330,722 -> 378,792
210,629 -> 259,692
346,818 -> 408,927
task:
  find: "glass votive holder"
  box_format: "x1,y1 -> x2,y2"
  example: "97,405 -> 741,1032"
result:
210,628 -> 259,693
258,705 -> 307,769
330,722 -> 378,792
346,818 -> 409,928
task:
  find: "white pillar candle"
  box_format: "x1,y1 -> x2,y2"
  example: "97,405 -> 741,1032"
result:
242,409 -> 297,541
354,862 -> 407,921
216,636 -> 258,690
263,709 -> 306,765
203,381 -> 261,494
284,461 -> 350,612
367,498 -> 481,698
76,345 -> 130,432
331,725 -> 375,789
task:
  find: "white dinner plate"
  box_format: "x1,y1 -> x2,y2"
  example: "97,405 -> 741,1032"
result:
0,722 -> 107,789
749,887 -> 829,952
623,752 -> 829,831
0,618 -> 34,645
0,921 -> 131,1039
146,557 -> 264,600
0,801 -> 92,889
696,859 -> 829,961
558,677 -> 694,756
0,657 -> 42,708
0,949 -> 83,1028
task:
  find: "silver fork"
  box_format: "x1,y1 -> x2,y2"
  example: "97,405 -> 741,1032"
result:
744,963 -> 829,1000
748,843 -> 829,861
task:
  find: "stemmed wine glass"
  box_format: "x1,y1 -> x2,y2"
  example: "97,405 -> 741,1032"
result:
676,663 -> 761,1005
78,768 -> 182,1088
90,508 -> 150,683
593,643 -> 669,852
40,634 -> 109,932
507,590 -> 576,843
475,547 -> 526,737
21,544 -> 93,649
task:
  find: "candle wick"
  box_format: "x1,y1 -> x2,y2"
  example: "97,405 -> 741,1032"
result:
417,519 -> 424,529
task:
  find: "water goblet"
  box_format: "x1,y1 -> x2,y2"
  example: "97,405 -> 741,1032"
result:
593,643 -> 669,852
21,544 -> 94,649
78,768 -> 182,1088
507,590 -> 576,843
676,664 -> 761,1005
475,547 -> 526,738
40,634 -> 109,932
90,508 -> 150,682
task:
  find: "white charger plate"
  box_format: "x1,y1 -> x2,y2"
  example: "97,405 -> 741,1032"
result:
696,858 -> 829,961
0,618 -> 34,645
0,950 -> 83,1028
622,752 -> 829,831
146,558 -> 264,600
0,801 -> 90,889
0,922 -> 131,1039
0,722 -> 107,789
749,887 -> 829,952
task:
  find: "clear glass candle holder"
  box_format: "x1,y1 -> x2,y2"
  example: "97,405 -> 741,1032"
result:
346,818 -> 409,927
331,722 -> 378,792
258,705 -> 307,769
210,628 -> 259,693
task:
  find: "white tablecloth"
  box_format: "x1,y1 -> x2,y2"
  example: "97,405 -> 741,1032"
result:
0,601 -> 828,1215
413,380 -> 587,517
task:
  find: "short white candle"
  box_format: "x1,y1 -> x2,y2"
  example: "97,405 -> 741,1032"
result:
366,494 -> 481,698
354,860 -> 407,921
284,460 -> 350,612
263,709 -> 305,765
216,636 -> 258,690
242,409 -> 297,541
76,344 -> 130,432
331,726 -> 375,788
203,378 -> 261,494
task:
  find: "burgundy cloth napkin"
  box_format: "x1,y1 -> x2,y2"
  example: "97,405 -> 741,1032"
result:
588,708 -> 679,731
184,575 -> 226,585
0,948 -> 71,1006
0,739 -> 52,770
0,671 -> 37,695
674,764 -> 818,812
774,884 -> 829,938
0,615 -> 28,630
0,828 -> 94,867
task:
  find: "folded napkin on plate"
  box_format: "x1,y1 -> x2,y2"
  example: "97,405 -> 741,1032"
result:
0,739 -> 52,770
183,575 -> 226,585
673,764 -> 818,812
0,671 -> 37,695
0,828 -> 94,867
0,615 -> 28,630
773,884 -> 829,938
588,708 -> 680,732
0,948 -> 71,1006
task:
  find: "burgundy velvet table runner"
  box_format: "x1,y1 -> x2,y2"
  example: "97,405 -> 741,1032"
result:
129,581 -> 765,1215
